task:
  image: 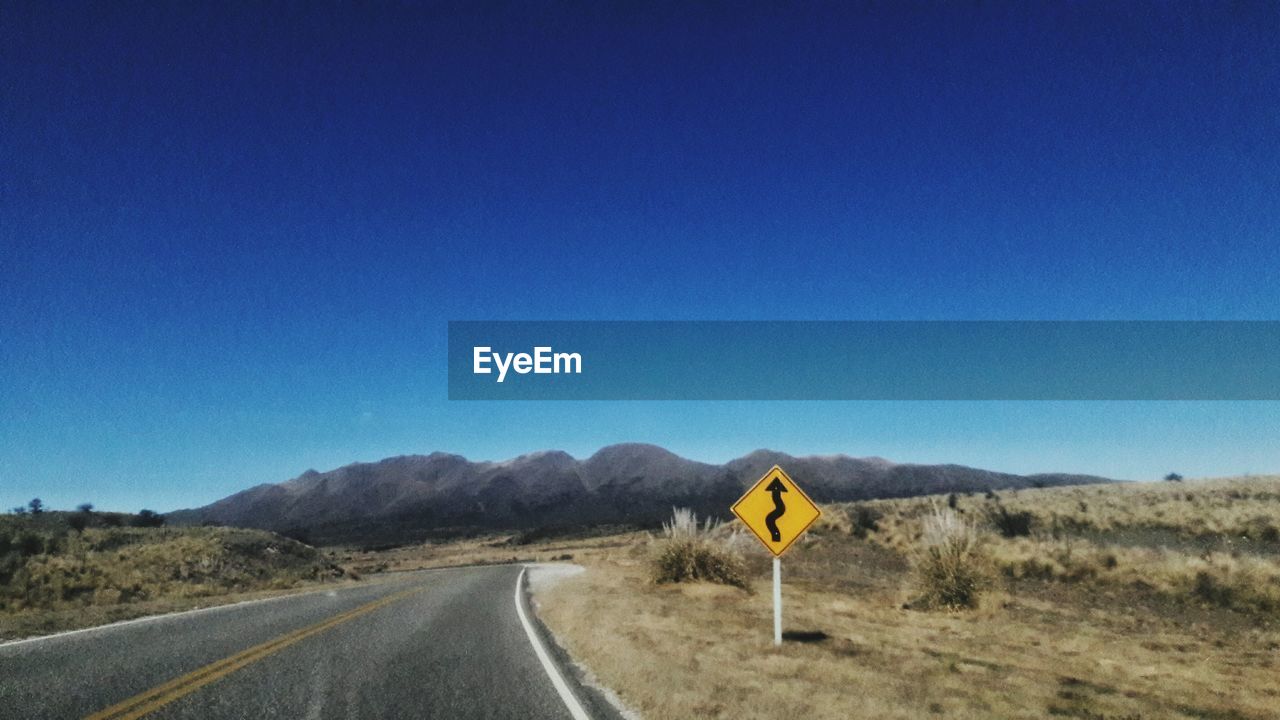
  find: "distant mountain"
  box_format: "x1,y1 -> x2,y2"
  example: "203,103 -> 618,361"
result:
167,444 -> 1111,545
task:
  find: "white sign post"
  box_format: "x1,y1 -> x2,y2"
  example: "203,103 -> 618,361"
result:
772,557 -> 782,646
730,465 -> 821,647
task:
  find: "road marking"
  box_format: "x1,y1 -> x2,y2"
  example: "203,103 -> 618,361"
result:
1,567 -> 464,650
0,588 -> 329,650
0,579 -> 402,650
84,587 -> 424,720
514,566 -> 591,720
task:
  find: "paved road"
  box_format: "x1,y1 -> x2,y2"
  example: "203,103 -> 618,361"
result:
0,564 -> 617,720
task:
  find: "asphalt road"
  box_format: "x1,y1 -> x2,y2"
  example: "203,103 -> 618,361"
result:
0,564 -> 619,720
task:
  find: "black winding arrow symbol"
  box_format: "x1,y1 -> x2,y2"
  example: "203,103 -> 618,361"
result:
764,477 -> 788,542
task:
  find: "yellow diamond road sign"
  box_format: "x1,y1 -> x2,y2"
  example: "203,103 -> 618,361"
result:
731,465 -> 821,556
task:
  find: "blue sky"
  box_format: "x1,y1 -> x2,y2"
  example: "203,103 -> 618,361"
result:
3,3 -> 1279,512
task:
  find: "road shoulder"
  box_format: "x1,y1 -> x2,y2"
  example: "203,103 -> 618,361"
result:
521,563 -> 636,720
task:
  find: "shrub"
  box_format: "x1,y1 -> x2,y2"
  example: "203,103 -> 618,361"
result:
650,508 -> 748,589
987,504 -> 1034,537
130,510 -> 165,528
1185,555 -> 1279,613
16,532 -> 44,556
1193,570 -> 1232,607
850,505 -> 882,539
911,504 -> 991,610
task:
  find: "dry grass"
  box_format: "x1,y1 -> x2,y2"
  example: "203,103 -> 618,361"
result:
860,475 -> 1280,545
910,504 -> 991,610
330,529 -> 648,575
0,522 -> 359,641
650,508 -> 749,588
531,476 -> 1280,719
843,475 -> 1280,614
0,526 -> 344,611
535,547 -> 1279,720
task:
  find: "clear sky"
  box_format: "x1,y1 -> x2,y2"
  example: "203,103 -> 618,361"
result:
3,2 -> 1279,512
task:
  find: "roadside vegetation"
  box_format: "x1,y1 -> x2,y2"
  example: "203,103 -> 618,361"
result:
908,503 -> 991,610
0,506 -> 352,640
528,475 -> 1280,720
855,476 -> 1280,614
650,508 -> 749,589
14,477 -> 1278,715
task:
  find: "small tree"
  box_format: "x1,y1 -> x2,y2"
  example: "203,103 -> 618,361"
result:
10,506 -> 27,515
131,509 -> 165,528
1164,472 -> 1184,483
70,503 -> 95,532
27,498 -> 44,515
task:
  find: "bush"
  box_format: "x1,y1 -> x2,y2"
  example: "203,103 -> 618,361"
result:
650,508 -> 748,589
16,532 -> 44,556
130,510 -> 165,528
1185,556 -> 1279,613
850,505 -> 882,539
987,504 -> 1034,537
911,504 -> 991,610
1193,570 -> 1232,607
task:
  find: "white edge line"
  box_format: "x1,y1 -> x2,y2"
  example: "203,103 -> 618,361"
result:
0,589 -> 319,650
514,566 -> 592,720
0,565 -> 462,650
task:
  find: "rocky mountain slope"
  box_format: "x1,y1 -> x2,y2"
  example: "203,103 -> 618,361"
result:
168,444 -> 1111,545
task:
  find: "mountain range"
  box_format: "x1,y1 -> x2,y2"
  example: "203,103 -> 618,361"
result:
167,444 -> 1111,545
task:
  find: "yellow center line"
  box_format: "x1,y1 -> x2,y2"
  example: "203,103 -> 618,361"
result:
84,586 -> 425,720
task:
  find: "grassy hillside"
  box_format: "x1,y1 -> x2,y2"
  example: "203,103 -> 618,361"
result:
0,512 -> 351,640
528,475 -> 1280,720
846,476 -> 1280,613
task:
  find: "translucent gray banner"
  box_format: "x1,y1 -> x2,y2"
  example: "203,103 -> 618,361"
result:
448,321 -> 1280,400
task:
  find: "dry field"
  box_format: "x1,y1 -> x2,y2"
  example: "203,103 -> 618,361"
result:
531,476 -> 1280,720
0,519 -> 355,641
858,476 -> 1280,614
331,528 -> 648,575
